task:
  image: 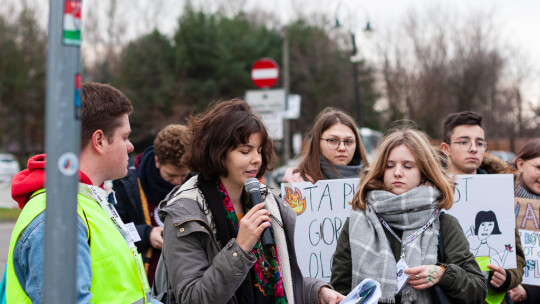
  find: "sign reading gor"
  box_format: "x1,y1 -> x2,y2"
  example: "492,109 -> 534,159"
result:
251,58 -> 279,89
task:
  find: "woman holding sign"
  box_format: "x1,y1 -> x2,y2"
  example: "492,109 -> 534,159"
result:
509,138 -> 540,304
331,126 -> 487,303
154,99 -> 344,304
282,107 -> 368,183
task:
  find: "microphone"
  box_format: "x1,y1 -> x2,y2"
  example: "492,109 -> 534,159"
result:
244,178 -> 273,248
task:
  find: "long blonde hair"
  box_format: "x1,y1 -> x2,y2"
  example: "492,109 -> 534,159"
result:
351,127 -> 454,210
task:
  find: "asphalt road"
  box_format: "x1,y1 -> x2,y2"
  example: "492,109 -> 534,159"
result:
0,221 -> 14,276
0,179 -> 17,276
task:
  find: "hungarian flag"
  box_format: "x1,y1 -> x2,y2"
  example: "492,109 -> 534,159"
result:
63,0 -> 82,46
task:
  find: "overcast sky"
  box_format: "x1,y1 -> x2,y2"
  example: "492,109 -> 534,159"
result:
24,0 -> 540,107
242,0 -> 540,106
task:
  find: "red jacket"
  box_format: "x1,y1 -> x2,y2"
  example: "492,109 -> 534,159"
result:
11,154 -> 93,209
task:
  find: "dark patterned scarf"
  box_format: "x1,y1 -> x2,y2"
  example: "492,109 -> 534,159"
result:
199,177 -> 287,304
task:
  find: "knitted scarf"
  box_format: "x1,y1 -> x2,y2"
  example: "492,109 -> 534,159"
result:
218,183 -> 287,303
515,181 -> 540,200
199,178 -> 287,304
349,186 -> 441,303
320,157 -> 363,179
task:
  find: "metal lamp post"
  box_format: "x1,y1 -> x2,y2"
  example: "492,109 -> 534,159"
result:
334,4 -> 373,127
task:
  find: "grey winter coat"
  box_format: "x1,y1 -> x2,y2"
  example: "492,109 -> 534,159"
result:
154,176 -> 328,304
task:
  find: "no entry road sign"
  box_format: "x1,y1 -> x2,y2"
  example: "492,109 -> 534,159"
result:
251,58 -> 279,89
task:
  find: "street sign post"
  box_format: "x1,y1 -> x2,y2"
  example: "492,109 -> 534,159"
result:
245,89 -> 286,140
245,89 -> 286,112
251,58 -> 279,89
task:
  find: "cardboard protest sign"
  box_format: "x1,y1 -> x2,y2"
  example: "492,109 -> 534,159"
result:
281,178 -> 359,282
446,174 -> 517,268
515,197 -> 540,286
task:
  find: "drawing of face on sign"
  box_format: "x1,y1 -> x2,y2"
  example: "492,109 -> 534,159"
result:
477,222 -> 495,240
475,211 -> 501,241
471,210 -> 510,267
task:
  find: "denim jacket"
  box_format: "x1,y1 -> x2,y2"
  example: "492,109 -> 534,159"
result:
13,207 -> 162,304
12,211 -> 93,303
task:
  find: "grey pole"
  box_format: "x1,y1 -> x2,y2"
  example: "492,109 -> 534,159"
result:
350,32 -> 361,127
282,27 -> 291,163
43,0 -> 82,303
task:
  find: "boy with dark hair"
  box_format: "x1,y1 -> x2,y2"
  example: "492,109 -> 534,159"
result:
441,111 -> 525,304
6,83 -> 158,303
442,111 -> 483,142
441,111 -> 487,175
113,124 -> 191,285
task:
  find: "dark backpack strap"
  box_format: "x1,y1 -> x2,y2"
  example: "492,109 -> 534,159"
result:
433,223 -> 453,304
438,230 -> 446,263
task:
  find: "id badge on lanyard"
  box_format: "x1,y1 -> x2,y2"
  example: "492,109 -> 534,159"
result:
88,185 -> 151,294
378,209 -> 440,293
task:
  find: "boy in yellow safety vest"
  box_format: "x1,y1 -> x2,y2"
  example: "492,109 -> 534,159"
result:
6,83 -> 158,303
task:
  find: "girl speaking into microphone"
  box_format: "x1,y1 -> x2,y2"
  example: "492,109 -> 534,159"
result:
155,99 -> 344,304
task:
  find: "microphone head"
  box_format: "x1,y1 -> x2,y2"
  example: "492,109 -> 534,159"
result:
244,177 -> 260,193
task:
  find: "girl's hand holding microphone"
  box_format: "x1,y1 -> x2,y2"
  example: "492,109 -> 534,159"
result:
235,203 -> 271,252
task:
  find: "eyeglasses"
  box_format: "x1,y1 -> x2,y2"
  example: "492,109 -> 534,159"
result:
320,138 -> 356,150
450,139 -> 488,151
526,161 -> 540,174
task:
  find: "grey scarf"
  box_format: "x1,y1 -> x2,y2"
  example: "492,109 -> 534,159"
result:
349,186 -> 441,303
515,181 -> 540,200
320,156 -> 363,179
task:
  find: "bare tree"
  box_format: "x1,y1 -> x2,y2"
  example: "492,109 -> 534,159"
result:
377,4 -> 532,139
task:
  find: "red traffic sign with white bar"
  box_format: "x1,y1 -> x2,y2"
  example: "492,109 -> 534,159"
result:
251,58 -> 279,89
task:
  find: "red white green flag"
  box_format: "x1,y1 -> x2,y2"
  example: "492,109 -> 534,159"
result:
63,0 -> 82,46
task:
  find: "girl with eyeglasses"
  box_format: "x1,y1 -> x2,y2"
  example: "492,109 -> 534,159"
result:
508,138 -> 540,304
282,107 -> 369,183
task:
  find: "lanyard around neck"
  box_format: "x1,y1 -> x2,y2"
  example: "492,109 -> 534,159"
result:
378,209 -> 440,257
88,185 -> 136,249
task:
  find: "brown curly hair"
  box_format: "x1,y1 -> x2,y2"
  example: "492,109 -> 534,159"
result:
153,124 -> 188,167
181,99 -> 275,181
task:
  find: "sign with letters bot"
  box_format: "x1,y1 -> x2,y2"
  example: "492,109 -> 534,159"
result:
515,197 -> 540,286
281,178 -> 360,282
446,174 -> 517,269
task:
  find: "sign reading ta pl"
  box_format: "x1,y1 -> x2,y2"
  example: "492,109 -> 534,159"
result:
251,58 -> 279,89
281,178 -> 360,282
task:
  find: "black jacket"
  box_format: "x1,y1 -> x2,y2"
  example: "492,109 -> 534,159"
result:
114,168 -> 155,250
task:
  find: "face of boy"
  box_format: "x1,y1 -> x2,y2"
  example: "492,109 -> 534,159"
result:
155,158 -> 190,186
103,114 -> 134,180
441,125 -> 486,175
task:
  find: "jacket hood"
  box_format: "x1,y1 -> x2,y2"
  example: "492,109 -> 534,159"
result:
11,154 -> 93,209
479,152 -> 517,175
